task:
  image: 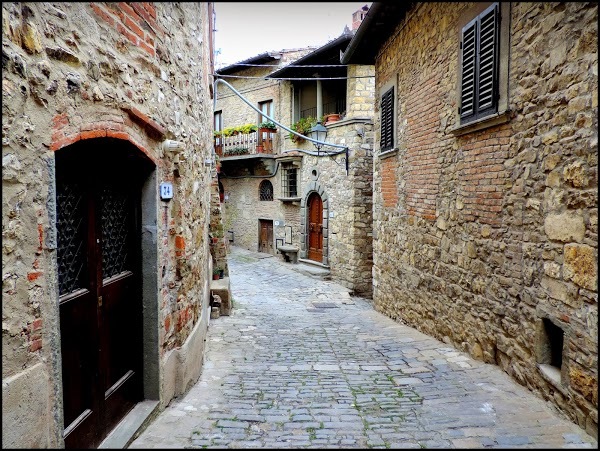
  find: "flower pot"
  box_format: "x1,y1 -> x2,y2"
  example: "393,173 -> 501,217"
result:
212,273 -> 220,280
324,113 -> 341,125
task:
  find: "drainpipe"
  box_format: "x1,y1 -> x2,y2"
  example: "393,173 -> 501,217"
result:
316,74 -> 323,120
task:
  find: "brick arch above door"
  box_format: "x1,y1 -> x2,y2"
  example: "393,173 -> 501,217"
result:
299,181 -> 329,265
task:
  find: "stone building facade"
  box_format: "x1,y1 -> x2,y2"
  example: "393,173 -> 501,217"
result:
215,31 -> 375,296
343,2 -> 598,437
2,2 -> 218,448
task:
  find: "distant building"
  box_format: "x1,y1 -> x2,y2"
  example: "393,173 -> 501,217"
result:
214,6 -> 375,295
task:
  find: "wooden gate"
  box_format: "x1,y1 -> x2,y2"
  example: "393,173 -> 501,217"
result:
307,192 -> 323,262
259,219 -> 274,254
56,140 -> 146,448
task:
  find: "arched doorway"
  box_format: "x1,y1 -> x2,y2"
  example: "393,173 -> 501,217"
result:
55,138 -> 154,448
307,192 -> 323,262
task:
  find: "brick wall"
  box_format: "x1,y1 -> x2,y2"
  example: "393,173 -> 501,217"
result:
372,2 -> 597,437
381,157 -> 398,207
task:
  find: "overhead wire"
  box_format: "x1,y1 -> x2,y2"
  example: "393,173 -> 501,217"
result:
212,73 -> 374,81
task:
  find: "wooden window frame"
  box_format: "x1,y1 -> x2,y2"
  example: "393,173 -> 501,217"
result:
258,100 -> 273,124
281,163 -> 298,198
453,2 -> 511,135
380,86 -> 395,152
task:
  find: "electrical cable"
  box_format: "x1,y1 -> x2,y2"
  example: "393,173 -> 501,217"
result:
212,73 -> 374,81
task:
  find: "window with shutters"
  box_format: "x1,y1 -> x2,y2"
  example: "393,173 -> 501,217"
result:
459,3 -> 500,124
380,87 -> 394,151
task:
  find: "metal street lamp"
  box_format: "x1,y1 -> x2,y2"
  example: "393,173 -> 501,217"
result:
309,121 -> 328,154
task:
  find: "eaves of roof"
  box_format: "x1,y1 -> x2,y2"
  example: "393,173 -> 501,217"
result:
216,52 -> 282,75
267,32 -> 353,79
341,2 -> 414,65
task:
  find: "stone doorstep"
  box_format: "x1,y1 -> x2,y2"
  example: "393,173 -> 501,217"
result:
98,399 -> 160,449
293,258 -> 331,279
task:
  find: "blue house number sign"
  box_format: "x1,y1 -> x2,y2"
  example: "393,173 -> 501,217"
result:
160,182 -> 173,201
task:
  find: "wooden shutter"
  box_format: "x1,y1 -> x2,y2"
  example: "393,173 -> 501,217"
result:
460,3 -> 500,123
460,19 -> 477,120
380,87 -> 394,151
477,4 -> 499,114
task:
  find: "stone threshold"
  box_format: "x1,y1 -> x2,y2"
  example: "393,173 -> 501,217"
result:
98,399 -> 160,449
298,258 -> 330,270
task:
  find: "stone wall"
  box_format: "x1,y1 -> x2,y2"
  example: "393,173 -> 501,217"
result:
2,2 -> 214,447
221,175 -> 281,251
372,2 -> 597,436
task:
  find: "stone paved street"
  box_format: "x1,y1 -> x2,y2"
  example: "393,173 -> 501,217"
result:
130,246 -> 597,449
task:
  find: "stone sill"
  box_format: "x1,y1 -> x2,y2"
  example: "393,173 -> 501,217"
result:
378,148 -> 398,160
537,363 -> 568,396
278,197 -> 301,204
449,110 -> 511,136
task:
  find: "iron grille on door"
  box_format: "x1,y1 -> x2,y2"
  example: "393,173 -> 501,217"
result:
460,3 -> 500,124
100,186 -> 131,278
380,87 -> 394,151
56,182 -> 87,296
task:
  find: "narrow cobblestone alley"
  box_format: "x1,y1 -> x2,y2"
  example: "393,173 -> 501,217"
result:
129,247 -> 597,449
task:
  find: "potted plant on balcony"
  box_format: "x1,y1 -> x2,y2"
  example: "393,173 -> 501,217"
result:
212,267 -> 220,280
289,116 -> 316,143
239,123 -> 258,134
258,120 -> 277,133
258,120 -> 277,153
222,126 -> 236,137
324,112 -> 341,124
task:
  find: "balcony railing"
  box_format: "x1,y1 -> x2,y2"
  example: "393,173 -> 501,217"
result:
299,98 -> 347,120
214,130 -> 276,157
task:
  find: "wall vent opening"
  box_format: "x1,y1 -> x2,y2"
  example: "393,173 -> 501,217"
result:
537,317 -> 565,386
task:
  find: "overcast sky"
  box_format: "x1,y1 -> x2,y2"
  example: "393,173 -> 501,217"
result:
213,2 -> 372,68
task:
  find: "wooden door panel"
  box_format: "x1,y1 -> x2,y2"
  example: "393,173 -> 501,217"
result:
98,184 -> 142,434
259,220 -> 274,254
59,290 -> 101,449
307,193 -> 323,261
266,221 -> 274,254
56,142 -> 144,449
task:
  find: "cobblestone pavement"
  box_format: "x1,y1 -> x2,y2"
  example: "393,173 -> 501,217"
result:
130,246 -> 597,449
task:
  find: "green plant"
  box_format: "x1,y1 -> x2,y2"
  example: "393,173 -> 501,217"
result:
223,146 -> 249,156
222,126 -> 237,137
213,130 -> 222,138
289,116 -> 316,143
239,123 -> 258,134
259,120 -> 276,130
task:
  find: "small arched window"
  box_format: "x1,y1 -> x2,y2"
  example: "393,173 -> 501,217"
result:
259,180 -> 273,201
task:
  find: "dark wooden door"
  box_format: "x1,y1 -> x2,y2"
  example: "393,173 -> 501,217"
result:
56,142 -> 144,449
259,219 -> 274,254
307,192 -> 323,262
